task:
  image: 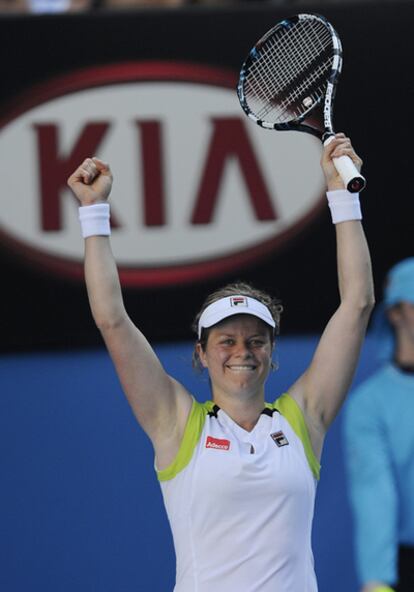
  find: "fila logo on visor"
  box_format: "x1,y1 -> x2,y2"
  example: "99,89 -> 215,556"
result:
270,431 -> 289,447
206,436 -> 231,451
230,296 -> 248,307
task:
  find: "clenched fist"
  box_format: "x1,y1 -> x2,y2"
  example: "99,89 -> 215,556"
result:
67,157 -> 113,206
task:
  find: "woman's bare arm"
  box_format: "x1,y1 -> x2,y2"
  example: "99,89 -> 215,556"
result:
68,158 -> 192,468
289,136 -> 375,457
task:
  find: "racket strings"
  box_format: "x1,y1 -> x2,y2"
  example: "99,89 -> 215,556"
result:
250,20 -> 332,99
258,28 -> 331,118
243,18 -> 334,124
255,49 -> 331,121
271,53 -> 331,120
247,51 -> 330,123
262,23 -> 331,95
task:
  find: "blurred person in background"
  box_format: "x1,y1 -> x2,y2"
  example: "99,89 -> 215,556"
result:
102,0 -> 186,7
100,0 -> 386,6
344,258 -> 414,592
101,0 -> 279,9
0,0 -> 95,12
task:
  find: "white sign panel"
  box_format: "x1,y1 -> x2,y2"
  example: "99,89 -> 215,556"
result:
0,62 -> 325,286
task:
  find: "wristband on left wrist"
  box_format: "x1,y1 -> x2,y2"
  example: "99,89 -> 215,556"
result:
326,189 -> 362,224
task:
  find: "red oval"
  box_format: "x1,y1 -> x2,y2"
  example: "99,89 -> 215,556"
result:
0,61 -> 324,287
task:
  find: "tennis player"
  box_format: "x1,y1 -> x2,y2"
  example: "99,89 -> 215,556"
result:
67,133 -> 374,592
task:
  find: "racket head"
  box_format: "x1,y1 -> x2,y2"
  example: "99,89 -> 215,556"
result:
237,13 -> 343,138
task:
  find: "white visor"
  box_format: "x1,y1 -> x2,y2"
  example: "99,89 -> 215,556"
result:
197,295 -> 275,339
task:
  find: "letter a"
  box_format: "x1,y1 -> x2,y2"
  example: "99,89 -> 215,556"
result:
191,118 -> 277,224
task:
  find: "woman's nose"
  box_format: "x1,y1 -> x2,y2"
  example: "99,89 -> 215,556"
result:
234,342 -> 251,357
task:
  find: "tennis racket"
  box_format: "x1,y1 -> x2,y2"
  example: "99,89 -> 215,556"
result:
237,13 -> 366,193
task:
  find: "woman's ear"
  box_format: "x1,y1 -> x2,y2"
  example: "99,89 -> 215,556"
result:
270,339 -> 278,371
196,342 -> 208,368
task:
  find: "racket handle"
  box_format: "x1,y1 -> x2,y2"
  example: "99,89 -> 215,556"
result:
323,137 -> 366,193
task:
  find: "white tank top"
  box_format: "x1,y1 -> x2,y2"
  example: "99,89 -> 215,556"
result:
157,393 -> 320,592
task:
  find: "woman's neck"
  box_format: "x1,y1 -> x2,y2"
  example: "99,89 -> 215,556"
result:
212,390 -> 266,432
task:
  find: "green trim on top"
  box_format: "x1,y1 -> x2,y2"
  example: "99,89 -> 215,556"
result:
157,398 -> 214,482
157,393 -> 320,482
267,393 -> 321,480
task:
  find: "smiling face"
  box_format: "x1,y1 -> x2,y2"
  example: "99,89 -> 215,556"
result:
197,314 -> 274,402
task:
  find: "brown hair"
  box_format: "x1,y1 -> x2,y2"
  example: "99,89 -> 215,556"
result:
192,281 -> 283,371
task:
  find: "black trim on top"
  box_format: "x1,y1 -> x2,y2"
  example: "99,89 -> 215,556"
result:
261,407 -> 279,417
208,405 -> 279,418
207,404 -> 220,418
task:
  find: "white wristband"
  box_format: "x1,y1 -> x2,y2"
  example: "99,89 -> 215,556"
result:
326,189 -> 362,224
78,203 -> 110,238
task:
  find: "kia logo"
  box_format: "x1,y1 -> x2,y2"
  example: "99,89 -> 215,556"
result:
0,62 -> 325,286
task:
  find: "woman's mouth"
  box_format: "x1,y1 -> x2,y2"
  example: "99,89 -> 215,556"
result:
226,364 -> 257,372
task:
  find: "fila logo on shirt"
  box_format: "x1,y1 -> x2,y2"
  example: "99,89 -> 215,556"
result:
270,431 -> 289,447
205,436 -> 231,451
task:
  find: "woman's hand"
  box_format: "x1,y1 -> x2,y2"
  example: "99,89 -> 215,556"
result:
321,133 -> 363,191
67,157 -> 113,206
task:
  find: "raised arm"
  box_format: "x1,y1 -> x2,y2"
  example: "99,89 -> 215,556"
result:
289,135 -> 375,455
67,158 -> 192,468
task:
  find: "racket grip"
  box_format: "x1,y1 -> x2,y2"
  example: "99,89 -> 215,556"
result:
323,137 -> 366,193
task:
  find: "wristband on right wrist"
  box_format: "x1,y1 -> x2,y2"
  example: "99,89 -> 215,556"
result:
326,189 -> 362,224
78,203 -> 110,238
371,586 -> 396,592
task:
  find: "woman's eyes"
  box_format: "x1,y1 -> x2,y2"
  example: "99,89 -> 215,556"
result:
219,339 -> 265,347
250,339 -> 265,346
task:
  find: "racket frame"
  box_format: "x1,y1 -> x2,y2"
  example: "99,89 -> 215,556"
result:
237,13 -> 342,140
237,13 -> 366,192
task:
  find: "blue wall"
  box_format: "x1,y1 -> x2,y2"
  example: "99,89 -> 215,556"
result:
0,335 -> 381,592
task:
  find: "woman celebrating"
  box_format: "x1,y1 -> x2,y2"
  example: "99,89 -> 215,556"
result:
68,133 -> 374,592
